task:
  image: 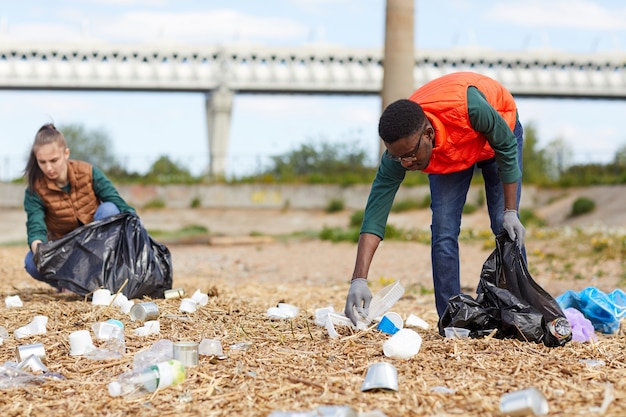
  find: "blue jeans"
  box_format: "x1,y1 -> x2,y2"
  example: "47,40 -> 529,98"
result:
24,202 -> 121,283
429,121 -> 524,318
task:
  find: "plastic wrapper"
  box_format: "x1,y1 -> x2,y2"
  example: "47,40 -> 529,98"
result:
556,287 -> 626,334
36,212 -> 173,299
439,232 -> 572,347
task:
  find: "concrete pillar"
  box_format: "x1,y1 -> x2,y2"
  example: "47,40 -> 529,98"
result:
380,0 -> 415,154
205,86 -> 234,178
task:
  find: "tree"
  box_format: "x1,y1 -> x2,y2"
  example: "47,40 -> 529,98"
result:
59,124 -> 121,173
145,155 -> 195,183
521,122 -> 550,185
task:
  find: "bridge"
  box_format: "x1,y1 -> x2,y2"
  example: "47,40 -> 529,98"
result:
2,41 -> 626,175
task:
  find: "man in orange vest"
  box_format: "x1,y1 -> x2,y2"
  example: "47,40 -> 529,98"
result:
344,72 -> 525,325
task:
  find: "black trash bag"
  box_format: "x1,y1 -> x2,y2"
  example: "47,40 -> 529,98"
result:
36,212 -> 173,299
439,232 -> 571,347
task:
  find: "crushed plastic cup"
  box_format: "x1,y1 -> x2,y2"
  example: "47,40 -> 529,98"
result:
366,281 -> 405,322
69,330 -> 95,356
199,338 -> 223,356
133,339 -> 174,371
500,387 -> 549,416
360,362 -> 398,392
314,306 -> 335,327
444,327 -> 470,339
5,295 -> 23,308
179,298 -> 198,313
267,303 -> 299,319
92,319 -> 124,340
92,289 -> 112,306
405,313 -> 429,329
191,289 -> 209,306
112,294 -> 134,314
134,320 -> 160,336
377,316 -> 400,335
382,328 -> 422,359
15,316 -> 48,338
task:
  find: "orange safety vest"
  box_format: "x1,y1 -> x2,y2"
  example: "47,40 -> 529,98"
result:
34,160 -> 99,240
408,72 -> 517,174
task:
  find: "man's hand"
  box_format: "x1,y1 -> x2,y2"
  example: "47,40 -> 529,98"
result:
344,278 -> 372,326
503,209 -> 525,247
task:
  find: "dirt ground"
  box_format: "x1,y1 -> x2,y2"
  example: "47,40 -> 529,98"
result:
0,189 -> 625,416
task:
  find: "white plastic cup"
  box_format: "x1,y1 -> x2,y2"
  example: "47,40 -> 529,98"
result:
29,315 -> 49,334
92,289 -> 112,306
500,387 -> 549,416
180,298 -> 198,313
444,327 -> 470,339
69,330 -> 95,356
191,289 -> 209,306
5,295 -> 23,308
382,328 -> 422,360
199,338 -> 223,356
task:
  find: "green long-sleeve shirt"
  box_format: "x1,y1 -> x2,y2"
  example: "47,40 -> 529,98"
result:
361,86 -> 521,240
24,166 -> 134,247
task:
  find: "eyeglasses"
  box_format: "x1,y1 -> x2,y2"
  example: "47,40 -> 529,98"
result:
384,123 -> 426,163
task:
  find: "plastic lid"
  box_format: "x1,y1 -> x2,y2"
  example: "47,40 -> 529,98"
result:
108,381 -> 121,397
367,281 -> 405,322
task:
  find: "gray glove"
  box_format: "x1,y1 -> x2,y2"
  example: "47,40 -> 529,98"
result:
344,278 -> 372,326
503,209 -> 525,247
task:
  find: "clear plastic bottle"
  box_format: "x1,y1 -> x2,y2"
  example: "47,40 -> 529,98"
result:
108,359 -> 185,397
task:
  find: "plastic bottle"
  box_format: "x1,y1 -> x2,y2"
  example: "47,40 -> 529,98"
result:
108,359 -> 185,397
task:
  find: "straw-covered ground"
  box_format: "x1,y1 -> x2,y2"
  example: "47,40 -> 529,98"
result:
0,205 -> 625,416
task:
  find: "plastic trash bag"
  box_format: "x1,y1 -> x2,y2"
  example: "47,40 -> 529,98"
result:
556,287 -> 626,334
439,232 -> 572,347
36,212 -> 173,299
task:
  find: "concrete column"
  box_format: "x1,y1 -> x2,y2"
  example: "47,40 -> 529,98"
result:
205,86 -> 234,178
380,0 -> 415,154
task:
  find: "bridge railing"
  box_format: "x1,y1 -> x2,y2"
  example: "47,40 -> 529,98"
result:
2,41 -> 626,98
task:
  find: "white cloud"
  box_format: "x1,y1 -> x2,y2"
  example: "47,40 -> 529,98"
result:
489,0 -> 626,30
95,10 -> 309,44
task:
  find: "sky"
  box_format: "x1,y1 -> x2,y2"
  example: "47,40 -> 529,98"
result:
2,0 -> 626,180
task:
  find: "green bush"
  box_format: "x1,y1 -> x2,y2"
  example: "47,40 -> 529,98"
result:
571,197 -> 596,217
391,199 -> 421,212
519,208 -> 546,226
325,199 -> 345,213
143,198 -> 166,209
462,203 -> 477,214
349,210 -> 365,228
190,197 -> 201,208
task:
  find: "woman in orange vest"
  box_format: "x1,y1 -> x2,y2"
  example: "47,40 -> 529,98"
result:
344,72 -> 525,324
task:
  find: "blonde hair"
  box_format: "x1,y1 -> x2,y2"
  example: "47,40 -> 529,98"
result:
24,124 -> 68,190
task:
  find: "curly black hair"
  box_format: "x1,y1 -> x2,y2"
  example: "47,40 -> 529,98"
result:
378,99 -> 426,143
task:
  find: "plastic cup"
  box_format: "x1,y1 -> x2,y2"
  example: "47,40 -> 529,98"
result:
199,338 -> 223,356
174,341 -> 199,367
191,289 -> 209,306
366,281 -> 405,322
382,328 -> 422,359
16,354 -> 49,373
377,316 -> 400,335
69,330 -> 95,356
500,387 -> 549,416
92,289 -> 112,305
360,362 -> 398,392
180,298 -> 198,313
444,327 -> 470,339
16,342 -> 46,361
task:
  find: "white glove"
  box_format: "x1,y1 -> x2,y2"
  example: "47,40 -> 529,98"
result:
344,278 -> 372,326
503,209 -> 525,247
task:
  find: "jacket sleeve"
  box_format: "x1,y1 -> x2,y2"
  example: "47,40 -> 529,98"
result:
24,188 -> 48,247
360,155 -> 406,239
467,86 -> 521,184
92,167 -> 135,213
